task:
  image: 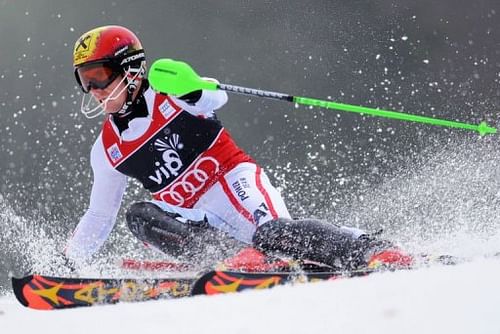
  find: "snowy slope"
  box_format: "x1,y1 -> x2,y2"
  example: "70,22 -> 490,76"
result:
1,258 -> 499,334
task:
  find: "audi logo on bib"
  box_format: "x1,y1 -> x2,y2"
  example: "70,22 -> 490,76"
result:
159,156 -> 220,206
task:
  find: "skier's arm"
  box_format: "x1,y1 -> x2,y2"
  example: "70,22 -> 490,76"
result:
64,136 -> 127,263
171,77 -> 228,117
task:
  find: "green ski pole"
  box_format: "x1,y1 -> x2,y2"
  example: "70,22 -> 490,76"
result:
148,58 -> 496,136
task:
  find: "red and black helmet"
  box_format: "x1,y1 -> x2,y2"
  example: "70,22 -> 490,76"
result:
73,25 -> 146,94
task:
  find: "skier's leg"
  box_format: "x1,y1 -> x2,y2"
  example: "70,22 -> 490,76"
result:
125,201 -> 241,262
193,162 -> 292,244
193,162 -> 390,269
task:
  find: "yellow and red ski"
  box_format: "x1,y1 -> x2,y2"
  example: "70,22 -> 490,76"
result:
12,269 -> 374,310
12,274 -> 194,310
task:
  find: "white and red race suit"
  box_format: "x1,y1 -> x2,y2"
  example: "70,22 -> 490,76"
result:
65,81 -> 291,262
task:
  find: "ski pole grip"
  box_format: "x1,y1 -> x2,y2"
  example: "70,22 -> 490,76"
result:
149,58 -> 218,96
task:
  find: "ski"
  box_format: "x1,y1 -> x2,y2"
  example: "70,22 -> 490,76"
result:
191,269 -> 374,295
14,251 -> 484,310
12,269 -> 373,310
192,252 -> 500,296
11,274 -> 196,310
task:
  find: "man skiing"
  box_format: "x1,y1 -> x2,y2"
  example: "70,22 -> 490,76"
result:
66,25 -> 411,271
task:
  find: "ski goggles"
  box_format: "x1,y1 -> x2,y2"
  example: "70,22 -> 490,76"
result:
74,61 -> 122,94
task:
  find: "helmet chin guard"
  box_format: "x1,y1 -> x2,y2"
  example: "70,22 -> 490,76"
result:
79,61 -> 146,119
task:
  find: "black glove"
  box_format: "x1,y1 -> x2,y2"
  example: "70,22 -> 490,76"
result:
178,90 -> 202,105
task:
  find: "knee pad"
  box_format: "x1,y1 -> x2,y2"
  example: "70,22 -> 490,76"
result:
126,201 -> 242,261
253,218 -> 369,269
126,202 -> 191,256
253,218 -> 340,252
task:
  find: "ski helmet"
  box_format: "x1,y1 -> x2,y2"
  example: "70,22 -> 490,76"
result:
73,25 -> 146,118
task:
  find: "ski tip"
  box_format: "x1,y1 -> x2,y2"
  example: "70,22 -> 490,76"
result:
190,271 -> 216,296
11,275 -> 33,307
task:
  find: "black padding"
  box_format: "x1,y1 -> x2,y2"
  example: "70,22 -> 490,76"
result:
126,202 -> 187,256
253,218 -> 384,269
126,202 -> 241,263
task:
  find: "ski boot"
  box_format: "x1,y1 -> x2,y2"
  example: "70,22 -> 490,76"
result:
365,248 -> 414,270
219,247 -> 292,272
355,233 -> 414,270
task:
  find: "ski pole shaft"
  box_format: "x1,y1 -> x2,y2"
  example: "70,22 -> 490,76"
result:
215,84 -> 495,136
292,96 -> 496,136
217,83 -> 293,102
149,58 -> 497,136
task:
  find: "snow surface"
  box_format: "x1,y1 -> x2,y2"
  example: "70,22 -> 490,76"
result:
1,258 -> 499,334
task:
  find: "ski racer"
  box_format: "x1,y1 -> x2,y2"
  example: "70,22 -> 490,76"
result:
65,25 -> 412,271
